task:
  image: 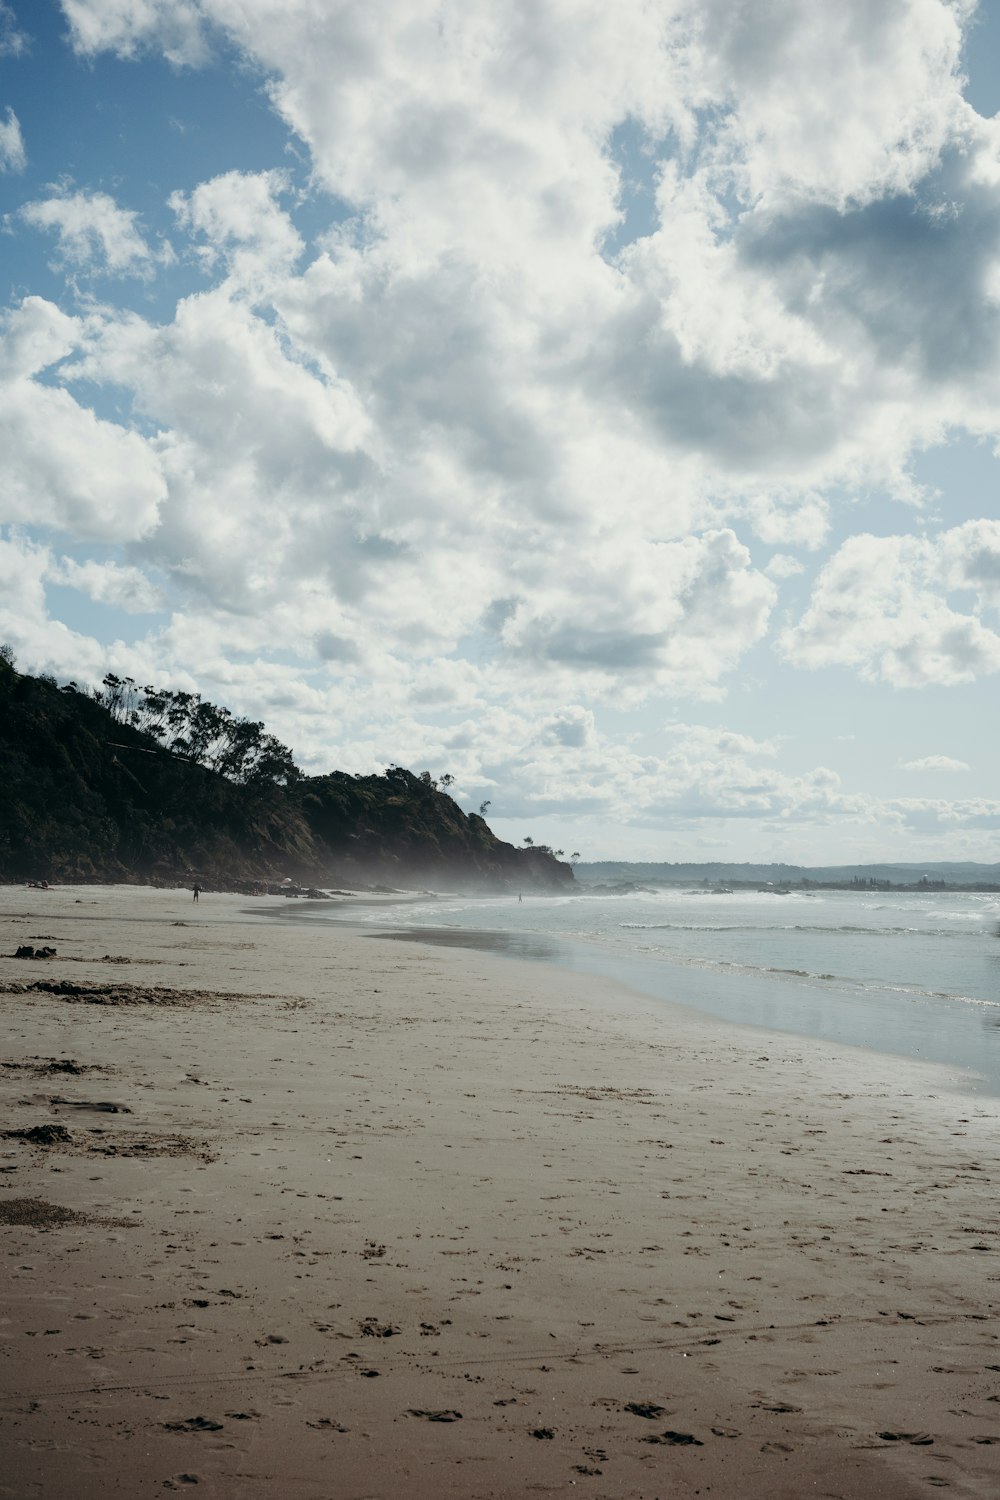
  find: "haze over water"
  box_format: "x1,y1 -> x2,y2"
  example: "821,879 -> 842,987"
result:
342,886 -> 1000,1097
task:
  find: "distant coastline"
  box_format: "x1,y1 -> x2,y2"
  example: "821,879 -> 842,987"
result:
576,859 -> 1000,894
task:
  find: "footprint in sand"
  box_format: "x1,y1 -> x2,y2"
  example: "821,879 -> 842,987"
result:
358,1317 -> 399,1338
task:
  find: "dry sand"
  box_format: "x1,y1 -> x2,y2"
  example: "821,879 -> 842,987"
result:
0,884 -> 997,1499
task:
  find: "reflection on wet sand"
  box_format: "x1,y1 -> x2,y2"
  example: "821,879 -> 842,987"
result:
374,926 -> 562,964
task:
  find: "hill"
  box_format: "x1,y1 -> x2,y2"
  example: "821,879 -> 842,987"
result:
0,658 -> 571,893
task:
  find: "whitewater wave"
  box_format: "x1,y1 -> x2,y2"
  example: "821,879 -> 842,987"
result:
622,944 -> 1000,1008
618,921 -> 980,939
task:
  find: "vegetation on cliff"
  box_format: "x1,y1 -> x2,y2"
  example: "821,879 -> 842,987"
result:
0,653 -> 571,892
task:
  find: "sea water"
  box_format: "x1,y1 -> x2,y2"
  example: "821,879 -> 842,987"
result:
339,885 -> 1000,1097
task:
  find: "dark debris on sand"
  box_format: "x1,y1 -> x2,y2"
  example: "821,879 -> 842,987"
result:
163,1416 -> 225,1433
3,1124 -> 74,1146
624,1401 -> 666,1419
85,1132 -> 216,1161
3,1122 -> 214,1161
0,1197 -> 138,1229
1,979 -> 277,1008
1,1057 -> 102,1075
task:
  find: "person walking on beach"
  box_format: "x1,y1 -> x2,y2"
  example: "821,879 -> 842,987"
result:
192,884 -> 200,902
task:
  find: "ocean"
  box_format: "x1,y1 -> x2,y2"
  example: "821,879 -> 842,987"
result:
332,884 -> 1000,1098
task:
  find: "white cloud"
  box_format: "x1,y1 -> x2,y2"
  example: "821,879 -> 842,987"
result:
0,534 -> 112,681
397,707 -> 861,830
497,529 -> 775,697
899,754 -> 970,771
18,189 -> 173,276
0,105 -> 24,172
0,298 -> 167,540
779,523 -> 1000,686
169,170 -> 303,289
765,552 -> 805,580
50,557 -> 167,613
61,0 -> 209,66
0,3 -> 28,58
886,794 -> 1000,833
940,516 -> 1000,600
0,294 -> 77,378
543,706 -> 596,750
690,0 -> 973,209
53,2 -> 1000,531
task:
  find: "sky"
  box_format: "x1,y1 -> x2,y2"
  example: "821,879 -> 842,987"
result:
1,1 -> 1000,865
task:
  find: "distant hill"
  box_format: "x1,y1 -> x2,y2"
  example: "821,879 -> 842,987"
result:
577,860 -> 1000,888
0,659 -> 571,893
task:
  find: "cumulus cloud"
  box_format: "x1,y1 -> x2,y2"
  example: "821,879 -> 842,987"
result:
416,708 -> 859,830
690,0 -> 972,208
941,516 -> 1000,599
899,754 -> 970,771
498,530 -> 775,696
0,298 -> 167,539
61,0 -> 209,66
169,171 -> 303,288
543,706 -> 596,749
887,795 -> 1000,833
779,523 -> 1000,685
0,105 -> 24,171
52,1 -> 1000,537
765,552 -> 805,579
740,145 -> 1000,389
50,557 -> 167,613
42,6 -> 995,518
0,534 -> 112,682
18,189 -> 173,276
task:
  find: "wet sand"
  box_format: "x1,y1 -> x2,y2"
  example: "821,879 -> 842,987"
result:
0,884 -> 997,1499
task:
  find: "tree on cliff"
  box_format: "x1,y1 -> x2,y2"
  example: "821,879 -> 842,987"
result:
96,675 -> 299,787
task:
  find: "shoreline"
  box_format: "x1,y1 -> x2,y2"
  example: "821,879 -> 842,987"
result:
245,892 -> 1000,1100
0,885 -> 998,1498
373,923 -> 1000,1101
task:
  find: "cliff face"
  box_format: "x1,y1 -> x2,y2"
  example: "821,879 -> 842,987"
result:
0,664 -> 572,892
293,768 -> 572,890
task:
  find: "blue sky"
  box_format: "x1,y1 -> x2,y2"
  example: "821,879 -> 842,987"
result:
1,1 -> 999,863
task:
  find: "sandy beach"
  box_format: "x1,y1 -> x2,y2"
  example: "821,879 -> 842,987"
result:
0,885 -> 997,1499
